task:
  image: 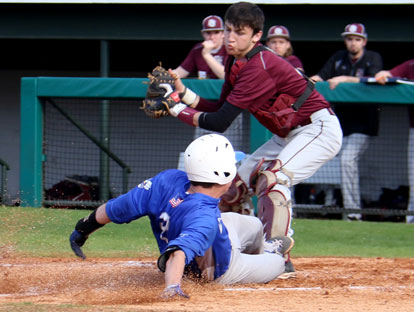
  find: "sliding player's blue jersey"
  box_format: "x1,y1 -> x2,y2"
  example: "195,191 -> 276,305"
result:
105,169 -> 231,279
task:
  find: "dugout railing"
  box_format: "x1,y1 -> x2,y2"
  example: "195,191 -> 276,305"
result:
20,77 -> 414,221
20,77 -> 226,209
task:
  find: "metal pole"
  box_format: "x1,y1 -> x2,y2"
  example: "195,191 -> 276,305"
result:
1,166 -> 6,204
100,40 -> 110,201
122,167 -> 129,195
0,159 -> 9,205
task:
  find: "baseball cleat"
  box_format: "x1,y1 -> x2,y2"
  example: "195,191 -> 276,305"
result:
263,236 -> 294,256
277,259 -> 297,279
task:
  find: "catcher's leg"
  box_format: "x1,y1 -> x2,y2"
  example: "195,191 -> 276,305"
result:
255,159 -> 296,279
255,159 -> 293,240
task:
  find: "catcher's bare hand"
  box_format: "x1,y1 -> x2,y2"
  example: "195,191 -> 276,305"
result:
168,69 -> 199,106
168,69 -> 186,94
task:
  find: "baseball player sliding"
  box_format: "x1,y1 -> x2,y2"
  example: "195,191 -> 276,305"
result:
70,134 -> 294,299
142,1 -> 343,277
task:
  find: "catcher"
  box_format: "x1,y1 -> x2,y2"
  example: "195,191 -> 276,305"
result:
141,2 -> 343,278
69,134 -> 294,299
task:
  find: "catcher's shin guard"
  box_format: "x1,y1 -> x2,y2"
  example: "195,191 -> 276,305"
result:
256,160 -> 293,239
257,190 -> 291,239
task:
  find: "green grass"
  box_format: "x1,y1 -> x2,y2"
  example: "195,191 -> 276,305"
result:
291,218 -> 414,258
1,206 -> 413,259
0,206 -> 158,258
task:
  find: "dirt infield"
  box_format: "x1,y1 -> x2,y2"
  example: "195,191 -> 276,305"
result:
0,256 -> 413,312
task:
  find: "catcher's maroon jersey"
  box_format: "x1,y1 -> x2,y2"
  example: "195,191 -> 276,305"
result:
180,43 -> 228,79
200,44 -> 330,129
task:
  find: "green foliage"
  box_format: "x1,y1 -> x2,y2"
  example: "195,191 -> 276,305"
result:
1,206 -> 413,259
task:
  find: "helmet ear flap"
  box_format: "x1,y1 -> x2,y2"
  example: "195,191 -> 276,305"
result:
184,134 -> 237,185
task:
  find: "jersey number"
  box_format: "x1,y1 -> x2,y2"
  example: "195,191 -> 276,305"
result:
159,212 -> 170,243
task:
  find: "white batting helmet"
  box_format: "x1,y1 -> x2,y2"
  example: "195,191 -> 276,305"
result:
184,134 -> 239,185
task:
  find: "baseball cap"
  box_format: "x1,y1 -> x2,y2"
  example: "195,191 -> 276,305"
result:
266,25 -> 290,40
201,15 -> 224,32
341,23 -> 367,39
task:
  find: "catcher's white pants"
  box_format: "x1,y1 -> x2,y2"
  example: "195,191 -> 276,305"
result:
237,108 -> 343,234
215,212 -> 285,284
407,128 -> 414,224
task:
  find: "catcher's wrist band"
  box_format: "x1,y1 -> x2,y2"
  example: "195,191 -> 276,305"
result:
177,107 -> 198,126
179,87 -> 198,105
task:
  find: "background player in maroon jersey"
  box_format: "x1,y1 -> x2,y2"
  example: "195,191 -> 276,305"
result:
173,15 -> 227,80
265,25 -> 304,72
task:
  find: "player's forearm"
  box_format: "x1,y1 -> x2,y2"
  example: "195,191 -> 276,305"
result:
95,204 -> 111,224
164,250 -> 186,286
327,75 -> 361,90
341,76 -> 360,83
172,66 -> 190,79
201,53 -> 225,79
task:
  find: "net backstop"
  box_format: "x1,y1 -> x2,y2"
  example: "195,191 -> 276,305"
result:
20,77 -> 414,221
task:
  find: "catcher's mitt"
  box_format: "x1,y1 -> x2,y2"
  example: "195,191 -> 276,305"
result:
145,65 -> 176,98
141,96 -> 177,119
141,64 -> 177,118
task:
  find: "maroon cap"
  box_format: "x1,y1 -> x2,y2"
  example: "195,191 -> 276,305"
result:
341,23 -> 367,39
201,15 -> 224,32
266,25 -> 290,40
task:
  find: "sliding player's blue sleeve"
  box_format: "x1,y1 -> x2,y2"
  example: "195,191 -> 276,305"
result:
166,205 -> 219,264
105,169 -> 188,224
105,177 -> 154,224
